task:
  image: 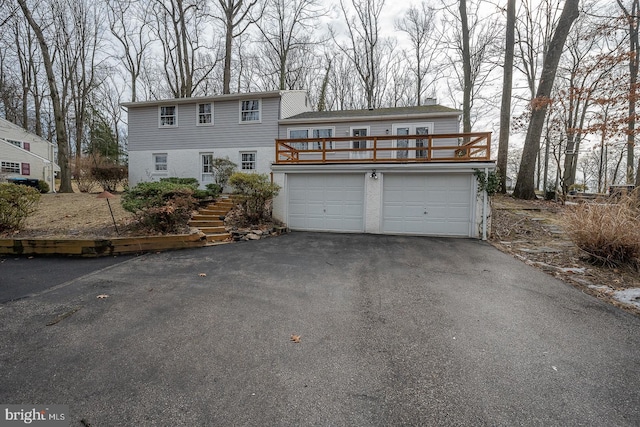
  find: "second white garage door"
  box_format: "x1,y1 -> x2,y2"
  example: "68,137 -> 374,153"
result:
383,174 -> 473,236
288,174 -> 365,232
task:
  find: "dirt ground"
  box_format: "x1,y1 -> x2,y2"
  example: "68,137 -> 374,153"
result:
2,190 -> 639,316
491,194 -> 640,316
2,191 -> 134,239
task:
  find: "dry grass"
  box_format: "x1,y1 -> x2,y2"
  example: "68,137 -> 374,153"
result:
1,191 -> 133,239
564,196 -> 640,269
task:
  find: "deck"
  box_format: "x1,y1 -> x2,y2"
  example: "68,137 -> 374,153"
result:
275,132 -> 491,164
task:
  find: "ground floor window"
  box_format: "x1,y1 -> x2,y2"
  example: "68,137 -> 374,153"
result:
201,153 -> 214,183
1,161 -> 20,173
153,153 -> 168,172
240,152 -> 256,170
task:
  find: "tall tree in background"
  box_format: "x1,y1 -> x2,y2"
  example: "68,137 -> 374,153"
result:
513,0 -> 580,199
217,0 -> 259,94
254,0 -> 326,91
335,0 -> 388,109
17,0 -> 73,192
396,2 -> 440,106
497,0 -> 516,193
616,0 -> 640,185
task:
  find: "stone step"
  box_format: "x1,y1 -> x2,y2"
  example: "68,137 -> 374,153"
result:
189,219 -> 225,227
206,233 -> 231,242
198,226 -> 226,234
191,213 -> 226,221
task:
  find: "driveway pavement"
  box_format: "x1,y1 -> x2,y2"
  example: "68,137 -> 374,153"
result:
1,233 -> 639,426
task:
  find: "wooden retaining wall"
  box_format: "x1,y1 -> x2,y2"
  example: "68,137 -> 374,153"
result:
0,232 -> 207,257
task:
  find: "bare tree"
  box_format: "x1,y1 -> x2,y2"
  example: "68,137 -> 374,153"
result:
335,0 -> 390,109
616,0 -> 640,185
497,0 -> 516,193
107,0 -> 154,103
152,0 -> 219,98
17,0 -> 74,192
216,0 -> 259,94
396,2 -> 440,106
253,0 -> 326,91
513,0 -> 580,199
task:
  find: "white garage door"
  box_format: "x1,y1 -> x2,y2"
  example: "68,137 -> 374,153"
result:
383,174 -> 473,236
288,174 -> 365,232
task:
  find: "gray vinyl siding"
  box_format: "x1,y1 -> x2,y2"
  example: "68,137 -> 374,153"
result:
280,91 -> 311,118
128,97 -> 281,152
278,116 -> 460,139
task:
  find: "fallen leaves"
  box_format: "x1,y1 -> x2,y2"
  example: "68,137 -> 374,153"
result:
290,334 -> 301,343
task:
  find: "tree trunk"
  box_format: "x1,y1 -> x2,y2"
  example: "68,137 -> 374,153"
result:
513,0 -> 579,199
17,0 -> 73,193
459,0 -> 472,134
497,0 -> 516,193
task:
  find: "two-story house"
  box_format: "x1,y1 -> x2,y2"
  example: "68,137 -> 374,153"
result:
0,118 -> 58,191
124,90 -> 495,238
123,90 -> 311,187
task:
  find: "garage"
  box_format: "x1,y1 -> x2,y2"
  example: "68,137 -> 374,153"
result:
287,174 -> 365,232
382,173 -> 474,236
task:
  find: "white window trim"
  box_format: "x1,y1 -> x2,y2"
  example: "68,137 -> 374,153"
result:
153,153 -> 168,173
350,126 -> 371,159
196,103 -> 214,126
239,99 -> 262,124
158,105 -> 178,128
391,123 -> 434,159
1,160 -> 20,174
287,126 -> 336,150
201,152 -> 214,183
240,151 -> 257,171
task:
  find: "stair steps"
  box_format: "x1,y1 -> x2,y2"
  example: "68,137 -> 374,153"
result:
189,195 -> 237,245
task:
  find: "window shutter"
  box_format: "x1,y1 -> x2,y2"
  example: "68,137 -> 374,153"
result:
21,163 -> 30,175
23,142 -> 30,151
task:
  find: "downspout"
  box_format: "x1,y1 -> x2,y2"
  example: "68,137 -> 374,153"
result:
482,167 -> 488,241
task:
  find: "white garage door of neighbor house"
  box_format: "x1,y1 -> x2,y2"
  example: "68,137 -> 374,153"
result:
288,174 -> 365,232
383,174 -> 473,236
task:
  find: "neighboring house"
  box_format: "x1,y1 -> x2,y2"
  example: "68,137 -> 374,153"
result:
0,118 -> 58,191
122,90 -> 311,187
124,90 -> 495,239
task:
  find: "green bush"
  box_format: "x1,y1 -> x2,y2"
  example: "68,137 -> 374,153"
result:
565,196 -> 640,269
160,177 -> 199,189
37,180 -> 50,193
228,172 -> 280,224
205,183 -> 222,199
121,181 -> 197,233
0,183 -> 40,232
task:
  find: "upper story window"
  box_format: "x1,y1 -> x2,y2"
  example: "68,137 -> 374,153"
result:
287,127 -> 335,150
240,99 -> 261,123
197,103 -> 213,125
7,139 -> 22,148
159,106 -> 177,127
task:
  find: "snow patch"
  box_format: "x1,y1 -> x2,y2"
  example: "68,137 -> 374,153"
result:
612,288 -> 640,309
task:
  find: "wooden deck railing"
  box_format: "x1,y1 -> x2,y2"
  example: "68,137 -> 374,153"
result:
275,132 -> 491,164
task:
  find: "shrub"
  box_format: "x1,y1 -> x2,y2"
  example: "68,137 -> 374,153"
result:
211,158 -> 237,187
92,164 -> 128,192
0,183 -> 40,232
121,181 -> 197,233
228,172 -> 280,224
160,177 -> 199,189
37,180 -> 50,194
205,183 -> 222,199
565,196 -> 640,269
74,156 -> 98,193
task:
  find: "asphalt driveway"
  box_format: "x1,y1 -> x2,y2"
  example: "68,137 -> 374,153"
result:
1,233 -> 639,426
